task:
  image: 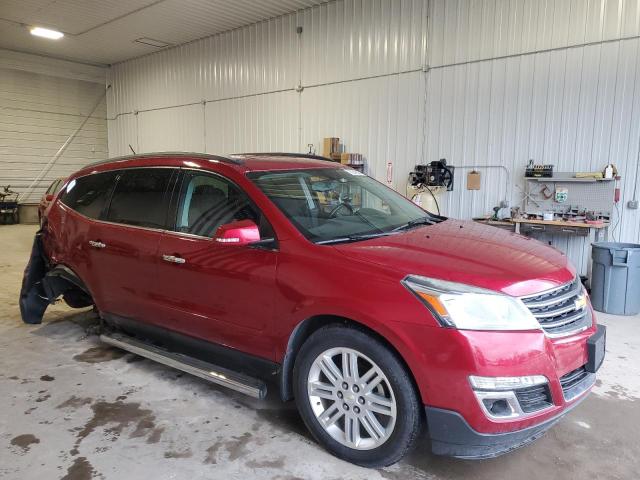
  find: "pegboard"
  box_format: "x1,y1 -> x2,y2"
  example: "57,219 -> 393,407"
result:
523,174 -> 615,217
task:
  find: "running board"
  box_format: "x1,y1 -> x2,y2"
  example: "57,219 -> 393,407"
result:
100,333 -> 267,399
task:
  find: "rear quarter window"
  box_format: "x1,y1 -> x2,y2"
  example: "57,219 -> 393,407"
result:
59,171 -> 117,219
53,179 -> 64,194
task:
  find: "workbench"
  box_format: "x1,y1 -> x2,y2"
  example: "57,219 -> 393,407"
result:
512,218 -> 610,243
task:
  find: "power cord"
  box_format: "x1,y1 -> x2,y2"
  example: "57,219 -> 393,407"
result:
406,183 -> 441,215
612,203 -> 620,242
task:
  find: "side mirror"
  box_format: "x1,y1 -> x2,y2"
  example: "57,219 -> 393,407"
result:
214,219 -> 260,246
45,194 -> 54,201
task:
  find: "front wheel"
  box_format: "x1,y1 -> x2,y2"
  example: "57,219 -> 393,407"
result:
293,325 -> 422,467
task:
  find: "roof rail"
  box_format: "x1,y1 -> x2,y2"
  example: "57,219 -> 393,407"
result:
85,152 -> 242,169
233,152 -> 332,162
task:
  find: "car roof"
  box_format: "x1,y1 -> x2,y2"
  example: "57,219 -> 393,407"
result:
77,152 -> 340,176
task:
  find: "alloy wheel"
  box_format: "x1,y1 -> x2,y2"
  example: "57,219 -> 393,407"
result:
307,347 -> 397,450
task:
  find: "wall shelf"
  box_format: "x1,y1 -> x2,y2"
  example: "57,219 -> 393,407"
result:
526,173 -> 614,183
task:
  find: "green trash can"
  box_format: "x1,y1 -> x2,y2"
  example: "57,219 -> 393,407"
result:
591,242 -> 640,315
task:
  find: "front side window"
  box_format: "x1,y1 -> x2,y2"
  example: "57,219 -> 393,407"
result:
248,168 -> 438,244
106,168 -> 173,229
59,171 -> 117,219
175,172 -> 273,239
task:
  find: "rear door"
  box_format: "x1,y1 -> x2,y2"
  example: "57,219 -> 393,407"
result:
88,168 -> 177,327
154,169 -> 278,360
55,170 -> 119,307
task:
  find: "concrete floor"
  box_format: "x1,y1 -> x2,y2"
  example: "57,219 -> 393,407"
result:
1,224 -> 639,480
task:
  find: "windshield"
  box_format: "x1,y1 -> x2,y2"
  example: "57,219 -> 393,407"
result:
247,168 -> 442,244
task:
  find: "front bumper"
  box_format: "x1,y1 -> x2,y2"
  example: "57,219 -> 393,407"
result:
426,389 -> 589,459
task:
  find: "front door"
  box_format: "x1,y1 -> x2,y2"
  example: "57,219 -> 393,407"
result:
155,170 -> 278,360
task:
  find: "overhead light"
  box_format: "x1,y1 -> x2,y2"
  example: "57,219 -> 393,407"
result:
30,27 -> 64,40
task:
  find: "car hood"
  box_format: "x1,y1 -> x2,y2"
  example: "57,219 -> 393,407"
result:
332,219 -> 575,296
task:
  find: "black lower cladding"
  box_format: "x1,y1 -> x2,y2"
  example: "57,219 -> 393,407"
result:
103,313 -> 280,381
426,392 -> 589,459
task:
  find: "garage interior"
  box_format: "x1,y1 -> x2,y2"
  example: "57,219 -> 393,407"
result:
1,0 -> 640,479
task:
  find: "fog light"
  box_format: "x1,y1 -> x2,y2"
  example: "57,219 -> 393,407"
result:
469,375 -> 550,420
482,398 -> 511,417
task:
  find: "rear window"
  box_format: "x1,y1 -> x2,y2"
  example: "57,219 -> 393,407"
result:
106,168 -> 173,229
59,171 -> 117,219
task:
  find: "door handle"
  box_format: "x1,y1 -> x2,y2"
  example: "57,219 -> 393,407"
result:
88,240 -> 106,249
162,254 -> 186,264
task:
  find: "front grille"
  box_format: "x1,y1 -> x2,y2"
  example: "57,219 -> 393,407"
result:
560,365 -> 594,401
514,384 -> 553,413
520,278 -> 592,337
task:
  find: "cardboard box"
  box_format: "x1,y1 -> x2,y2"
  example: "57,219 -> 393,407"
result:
322,137 -> 339,158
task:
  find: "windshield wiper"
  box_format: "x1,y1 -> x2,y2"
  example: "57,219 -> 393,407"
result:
391,216 -> 437,232
316,232 -> 399,245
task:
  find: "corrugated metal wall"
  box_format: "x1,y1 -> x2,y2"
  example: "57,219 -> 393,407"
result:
0,65 -> 108,203
107,0 -> 640,274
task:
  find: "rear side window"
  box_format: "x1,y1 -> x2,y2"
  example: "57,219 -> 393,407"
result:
59,172 -> 117,219
106,168 -> 173,229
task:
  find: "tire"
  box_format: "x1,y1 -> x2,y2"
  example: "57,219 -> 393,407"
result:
293,324 -> 422,467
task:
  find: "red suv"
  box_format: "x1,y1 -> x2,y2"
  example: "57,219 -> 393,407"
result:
20,153 -> 605,467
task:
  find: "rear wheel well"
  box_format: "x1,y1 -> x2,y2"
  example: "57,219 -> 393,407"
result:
45,265 -> 94,308
279,315 -> 421,403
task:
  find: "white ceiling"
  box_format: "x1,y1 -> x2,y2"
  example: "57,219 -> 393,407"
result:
0,0 -> 327,66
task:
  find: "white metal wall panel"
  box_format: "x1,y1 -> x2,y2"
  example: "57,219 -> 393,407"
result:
0,49 -> 106,84
107,12 -> 300,115
106,0 -> 429,115
301,72 -> 424,191
205,90 -> 299,154
138,105 -> 205,153
429,0 -> 640,67
0,68 -> 107,203
300,0 -> 428,85
107,115 -> 137,158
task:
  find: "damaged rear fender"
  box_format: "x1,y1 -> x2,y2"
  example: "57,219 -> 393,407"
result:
19,232 -> 94,324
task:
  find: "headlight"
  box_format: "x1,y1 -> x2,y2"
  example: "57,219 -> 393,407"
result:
402,275 -> 541,331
